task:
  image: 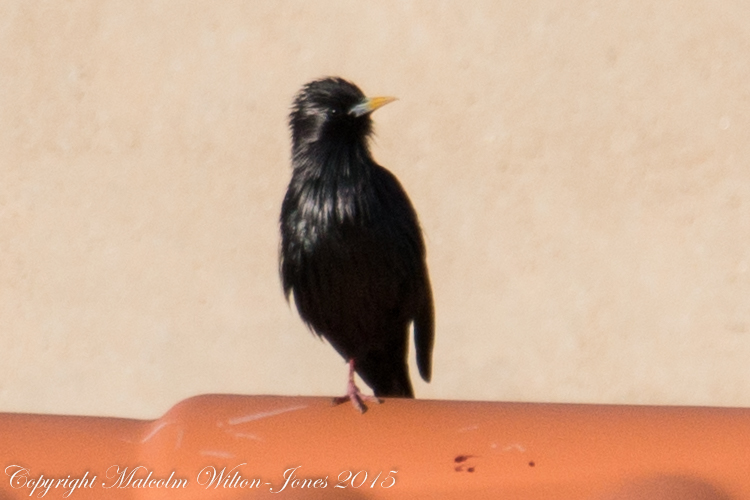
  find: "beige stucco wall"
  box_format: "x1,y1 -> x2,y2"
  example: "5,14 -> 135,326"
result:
1,1 -> 749,419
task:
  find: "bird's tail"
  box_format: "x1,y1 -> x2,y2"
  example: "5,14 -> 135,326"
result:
355,351 -> 414,398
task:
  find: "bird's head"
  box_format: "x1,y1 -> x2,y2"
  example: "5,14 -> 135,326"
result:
289,77 -> 396,154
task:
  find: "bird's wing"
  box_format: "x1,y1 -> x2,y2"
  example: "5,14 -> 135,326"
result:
369,163 -> 435,384
414,270 -> 435,382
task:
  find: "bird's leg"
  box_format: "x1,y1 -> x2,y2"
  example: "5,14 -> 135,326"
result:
332,359 -> 381,413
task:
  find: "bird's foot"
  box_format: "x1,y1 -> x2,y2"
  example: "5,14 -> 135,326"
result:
332,380 -> 380,413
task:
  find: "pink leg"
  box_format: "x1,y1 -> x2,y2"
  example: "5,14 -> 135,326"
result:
332,359 -> 381,413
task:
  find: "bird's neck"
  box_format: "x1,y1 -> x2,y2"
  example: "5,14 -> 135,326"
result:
290,139 -> 377,226
296,140 -> 374,183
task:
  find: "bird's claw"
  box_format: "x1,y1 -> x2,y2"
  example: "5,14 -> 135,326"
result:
332,382 -> 380,413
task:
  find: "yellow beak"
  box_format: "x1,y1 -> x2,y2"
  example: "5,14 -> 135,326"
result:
349,96 -> 397,117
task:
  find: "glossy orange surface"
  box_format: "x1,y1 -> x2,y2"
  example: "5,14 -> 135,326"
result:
1,395 -> 748,498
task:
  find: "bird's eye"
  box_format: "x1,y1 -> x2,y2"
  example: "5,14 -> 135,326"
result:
329,109 -> 338,115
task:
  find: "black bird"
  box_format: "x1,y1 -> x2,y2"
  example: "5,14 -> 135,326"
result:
280,77 -> 434,411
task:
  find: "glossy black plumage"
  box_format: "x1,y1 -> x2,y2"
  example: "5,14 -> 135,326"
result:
280,77 -> 434,400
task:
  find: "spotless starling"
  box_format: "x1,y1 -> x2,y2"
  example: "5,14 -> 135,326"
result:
280,77 -> 434,412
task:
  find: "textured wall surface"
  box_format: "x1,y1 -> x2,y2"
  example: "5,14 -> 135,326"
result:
1,1 -> 749,418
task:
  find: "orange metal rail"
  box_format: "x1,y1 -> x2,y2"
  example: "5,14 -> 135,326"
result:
1,395 -> 748,498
